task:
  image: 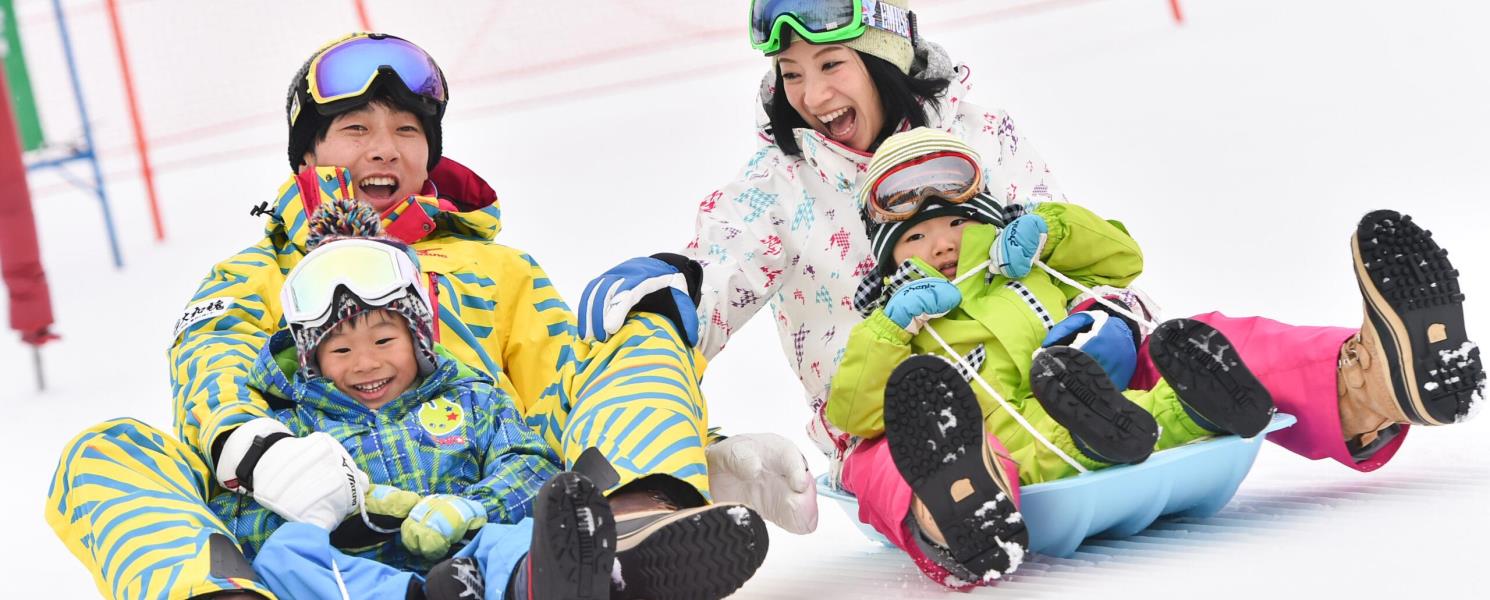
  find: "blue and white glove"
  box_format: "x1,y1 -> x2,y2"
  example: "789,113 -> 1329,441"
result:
1041,310 -> 1138,389
884,278 -> 962,334
990,214 -> 1049,279
577,253 -> 703,346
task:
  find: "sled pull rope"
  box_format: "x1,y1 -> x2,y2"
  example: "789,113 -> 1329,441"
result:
923,322 -> 1089,474
331,558 -> 352,600
952,259 -> 1158,331
349,470 -> 401,535
1035,261 -> 1158,331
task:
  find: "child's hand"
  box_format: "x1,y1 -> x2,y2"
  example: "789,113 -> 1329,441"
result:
990,214 -> 1048,279
401,495 -> 488,561
215,418 -> 370,530
885,278 -> 962,334
330,485 -> 420,551
1042,310 -> 1138,389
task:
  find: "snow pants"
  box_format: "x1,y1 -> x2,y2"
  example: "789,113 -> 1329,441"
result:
252,521 -> 532,600
1131,312 -> 1408,472
840,433 -> 1022,589
44,314 -> 709,600
841,312 -> 1405,587
987,378 -> 1220,485
528,313 -> 714,497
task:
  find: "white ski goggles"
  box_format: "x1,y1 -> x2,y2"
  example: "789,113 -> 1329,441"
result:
281,238 -> 429,329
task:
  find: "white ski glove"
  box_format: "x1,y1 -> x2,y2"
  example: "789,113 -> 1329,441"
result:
216,417 -> 369,530
706,433 -> 818,534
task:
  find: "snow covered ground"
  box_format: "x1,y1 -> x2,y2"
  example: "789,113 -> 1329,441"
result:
4,0 -> 1487,596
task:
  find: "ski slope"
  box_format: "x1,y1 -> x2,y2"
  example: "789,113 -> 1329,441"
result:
4,1 -> 1486,596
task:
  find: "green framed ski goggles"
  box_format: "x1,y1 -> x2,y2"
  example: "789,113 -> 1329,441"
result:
749,0 -> 916,56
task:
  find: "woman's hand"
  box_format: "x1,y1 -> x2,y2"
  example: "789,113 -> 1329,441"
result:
707,433 -> 819,535
577,253 -> 703,346
1042,310 -> 1138,389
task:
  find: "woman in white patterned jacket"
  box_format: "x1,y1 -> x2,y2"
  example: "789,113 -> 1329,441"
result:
576,0 -> 1482,560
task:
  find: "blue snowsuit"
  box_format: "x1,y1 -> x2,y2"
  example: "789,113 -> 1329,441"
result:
209,330 -> 560,598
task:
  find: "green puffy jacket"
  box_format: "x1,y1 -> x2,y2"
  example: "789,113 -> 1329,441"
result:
827,202 -> 1146,482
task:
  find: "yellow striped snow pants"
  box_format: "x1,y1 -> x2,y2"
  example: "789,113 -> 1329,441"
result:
45,314 -> 710,599
541,313 -> 713,498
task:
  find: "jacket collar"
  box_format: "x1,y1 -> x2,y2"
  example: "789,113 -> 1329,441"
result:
261,166 -> 504,255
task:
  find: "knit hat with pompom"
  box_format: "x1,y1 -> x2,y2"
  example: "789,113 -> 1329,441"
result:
288,196 -> 437,379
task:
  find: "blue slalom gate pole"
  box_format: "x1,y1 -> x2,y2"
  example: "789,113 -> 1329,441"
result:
47,0 -> 123,268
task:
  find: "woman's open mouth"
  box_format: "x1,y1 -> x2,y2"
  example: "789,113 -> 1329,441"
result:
817,107 -> 857,143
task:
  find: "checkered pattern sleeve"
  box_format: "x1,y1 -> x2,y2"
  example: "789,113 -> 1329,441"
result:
462,384 -> 562,525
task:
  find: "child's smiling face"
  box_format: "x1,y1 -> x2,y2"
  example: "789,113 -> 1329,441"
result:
315,309 -> 418,410
891,215 -> 975,279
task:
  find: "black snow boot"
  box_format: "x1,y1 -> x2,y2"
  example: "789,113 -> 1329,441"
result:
611,501 -> 769,600
884,354 -> 1028,583
489,471 -> 616,600
1147,318 -> 1276,437
422,557 -> 484,600
1030,347 -> 1160,464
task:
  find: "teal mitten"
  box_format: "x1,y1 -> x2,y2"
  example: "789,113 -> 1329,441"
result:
991,214 -> 1049,279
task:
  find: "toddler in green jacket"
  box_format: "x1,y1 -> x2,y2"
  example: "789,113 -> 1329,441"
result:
826,127 -> 1276,583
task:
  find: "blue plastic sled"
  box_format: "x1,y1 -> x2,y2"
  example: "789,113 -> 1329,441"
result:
818,412 -> 1297,557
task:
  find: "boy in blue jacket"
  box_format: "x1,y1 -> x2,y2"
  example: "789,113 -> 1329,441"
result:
212,197 -> 761,599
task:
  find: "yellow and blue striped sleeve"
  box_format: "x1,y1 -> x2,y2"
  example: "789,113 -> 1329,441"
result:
168,237 -> 285,462
491,248 -> 583,419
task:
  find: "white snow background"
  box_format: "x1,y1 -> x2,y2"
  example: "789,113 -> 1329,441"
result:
3,0 -> 1487,596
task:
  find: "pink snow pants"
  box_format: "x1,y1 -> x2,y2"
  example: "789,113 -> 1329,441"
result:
1130,312 -> 1409,472
841,312 -> 1408,587
840,433 -> 1022,588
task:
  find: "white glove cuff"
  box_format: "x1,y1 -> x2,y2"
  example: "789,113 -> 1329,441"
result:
215,417 -> 293,492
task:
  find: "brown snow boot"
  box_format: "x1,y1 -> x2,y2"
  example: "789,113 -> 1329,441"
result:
1345,210 -> 1484,436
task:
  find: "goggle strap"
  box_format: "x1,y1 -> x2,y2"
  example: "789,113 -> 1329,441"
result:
864,0 -> 915,42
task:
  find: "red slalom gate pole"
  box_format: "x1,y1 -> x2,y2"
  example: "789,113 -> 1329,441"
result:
1170,0 -> 1184,24
352,0 -> 373,30
0,64 -> 57,391
103,0 -> 166,241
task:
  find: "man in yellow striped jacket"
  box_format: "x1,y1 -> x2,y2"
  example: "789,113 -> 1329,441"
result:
44,33 -> 767,600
